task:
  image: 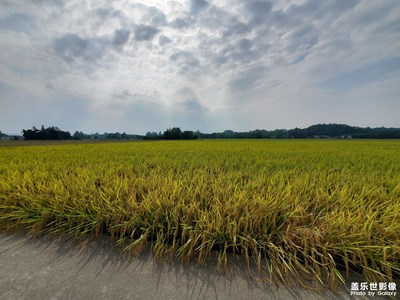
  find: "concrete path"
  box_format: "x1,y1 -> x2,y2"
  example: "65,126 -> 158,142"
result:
0,233 -> 380,300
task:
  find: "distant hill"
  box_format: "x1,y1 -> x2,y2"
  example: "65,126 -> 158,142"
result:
197,124 -> 400,139
287,124 -> 400,139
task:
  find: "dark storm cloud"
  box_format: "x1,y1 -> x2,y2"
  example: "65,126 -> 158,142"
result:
112,29 -> 130,46
54,33 -> 108,63
133,24 -> 159,41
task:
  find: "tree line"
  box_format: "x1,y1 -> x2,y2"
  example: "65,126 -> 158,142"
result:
22,126 -> 71,140
144,127 -> 197,140
15,124 -> 400,140
195,124 -> 400,139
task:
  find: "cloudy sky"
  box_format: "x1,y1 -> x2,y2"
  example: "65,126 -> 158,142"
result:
0,0 -> 399,134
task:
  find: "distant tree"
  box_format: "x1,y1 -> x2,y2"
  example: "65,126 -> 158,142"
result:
288,127 -> 307,139
73,131 -> 86,140
163,127 -> 182,140
194,130 -> 202,139
22,128 -> 39,140
145,131 -> 159,140
222,130 -> 234,138
106,132 -> 121,139
182,130 -> 197,140
22,126 -> 71,140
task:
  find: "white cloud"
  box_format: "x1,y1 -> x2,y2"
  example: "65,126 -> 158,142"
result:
1,0 -> 399,134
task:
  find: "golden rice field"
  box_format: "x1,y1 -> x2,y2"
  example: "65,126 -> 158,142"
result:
1,140 -> 399,290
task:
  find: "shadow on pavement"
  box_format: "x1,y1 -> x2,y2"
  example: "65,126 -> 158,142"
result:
1,233 -> 381,300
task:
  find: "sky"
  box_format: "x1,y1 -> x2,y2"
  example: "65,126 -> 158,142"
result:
0,0 -> 399,135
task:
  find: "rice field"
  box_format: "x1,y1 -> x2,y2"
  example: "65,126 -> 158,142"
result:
1,140 -> 399,290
